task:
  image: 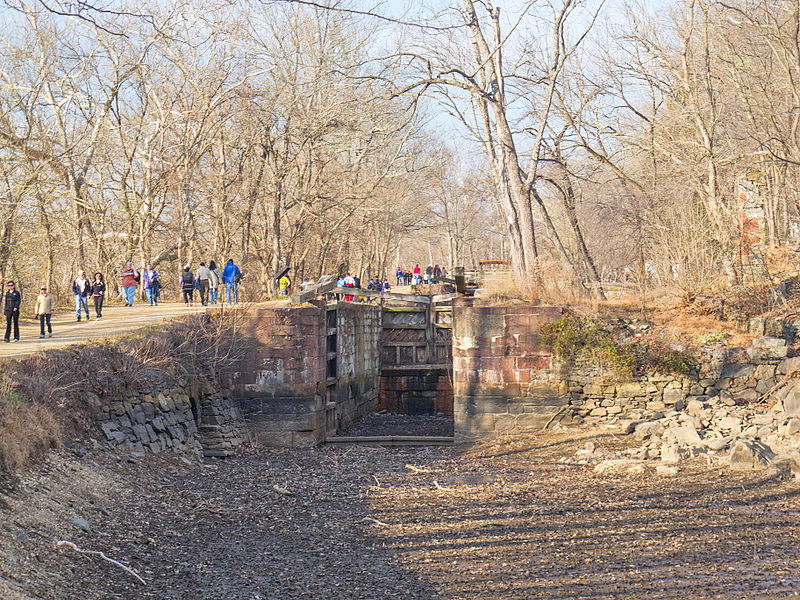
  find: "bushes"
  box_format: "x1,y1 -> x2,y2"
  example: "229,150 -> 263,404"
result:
0,313 -> 253,478
540,316 -> 695,379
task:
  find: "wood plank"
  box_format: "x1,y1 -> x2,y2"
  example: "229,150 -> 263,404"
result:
290,275 -> 337,304
326,436 -> 454,446
432,293 -> 457,303
329,287 -> 431,304
380,363 -> 450,370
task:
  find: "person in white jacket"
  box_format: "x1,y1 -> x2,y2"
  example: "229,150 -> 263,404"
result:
34,285 -> 55,338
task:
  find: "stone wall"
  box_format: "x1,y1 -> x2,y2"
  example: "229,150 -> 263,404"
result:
451,300 -> 567,442
230,301 -> 380,445
95,387 -> 243,458
451,300 -> 799,444
333,302 -> 381,431
564,337 -> 791,427
231,303 -> 328,447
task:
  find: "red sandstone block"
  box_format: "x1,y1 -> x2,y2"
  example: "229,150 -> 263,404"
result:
517,356 -> 546,369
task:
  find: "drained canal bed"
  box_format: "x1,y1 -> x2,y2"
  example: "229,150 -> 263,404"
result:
2,430 -> 799,599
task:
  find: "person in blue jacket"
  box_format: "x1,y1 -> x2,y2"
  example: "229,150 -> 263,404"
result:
222,258 -> 241,304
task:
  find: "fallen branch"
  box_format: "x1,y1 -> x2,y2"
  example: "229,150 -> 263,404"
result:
544,407 -> 568,430
372,475 -> 381,488
405,464 -> 432,475
433,480 -> 451,492
757,369 -> 800,404
273,484 -> 293,496
360,517 -> 390,527
55,540 -> 146,585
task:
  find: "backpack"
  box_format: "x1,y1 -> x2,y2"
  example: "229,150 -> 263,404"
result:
134,271 -> 141,283
181,272 -> 194,289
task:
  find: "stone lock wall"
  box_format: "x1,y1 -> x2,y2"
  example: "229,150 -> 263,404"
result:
231,303 -> 329,447
452,300 -> 567,442
229,302 -> 381,446
95,387 -> 244,458
564,337 -> 792,427
451,299 -> 799,443
333,302 -> 381,431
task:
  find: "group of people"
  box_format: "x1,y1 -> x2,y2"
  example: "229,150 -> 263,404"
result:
396,264 -> 445,286
324,274 -> 391,303
2,258 -> 245,343
125,258 -> 242,307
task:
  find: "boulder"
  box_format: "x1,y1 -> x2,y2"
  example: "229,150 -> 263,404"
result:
752,413 -> 775,426
686,399 -> 707,418
705,436 -> 732,451
718,416 -> 742,430
660,443 -> 685,465
70,518 -> 90,532
665,424 -> 703,446
656,465 -> 679,476
728,439 -> 775,470
777,356 -> 800,375
737,389 -> 760,403
778,417 -> 800,437
782,381 -> 800,417
618,419 -> 642,435
593,459 -> 642,475
747,337 -> 788,361
634,421 -> 664,441
663,389 -> 687,406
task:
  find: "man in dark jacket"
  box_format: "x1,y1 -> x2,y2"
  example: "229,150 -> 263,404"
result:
72,270 -> 91,321
4,280 -> 21,342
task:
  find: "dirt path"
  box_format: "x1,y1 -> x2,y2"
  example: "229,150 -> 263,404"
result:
2,430 -> 799,599
0,303 -> 231,359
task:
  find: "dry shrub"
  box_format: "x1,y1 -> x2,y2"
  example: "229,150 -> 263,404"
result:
0,385 -> 61,474
476,261 -> 597,307
0,312 -> 255,476
477,270 -> 530,304
534,260 -> 589,305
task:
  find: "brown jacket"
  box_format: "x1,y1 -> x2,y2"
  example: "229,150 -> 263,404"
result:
34,293 -> 55,315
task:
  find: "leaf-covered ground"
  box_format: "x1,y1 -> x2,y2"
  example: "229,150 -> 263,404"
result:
1,429 -> 799,599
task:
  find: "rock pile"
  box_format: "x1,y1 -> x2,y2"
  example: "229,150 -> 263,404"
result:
559,336 -> 800,477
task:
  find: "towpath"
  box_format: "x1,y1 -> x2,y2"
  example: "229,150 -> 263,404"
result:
0,303 -> 213,360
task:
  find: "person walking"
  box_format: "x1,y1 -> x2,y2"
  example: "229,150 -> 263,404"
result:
208,260 -> 221,304
34,285 -> 54,338
180,265 -> 195,305
72,270 -> 91,321
92,273 -> 106,320
396,266 -> 402,286
222,258 -> 241,305
121,262 -> 139,306
196,262 -> 211,306
413,264 -> 421,285
4,280 -> 20,342
142,264 -> 160,306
